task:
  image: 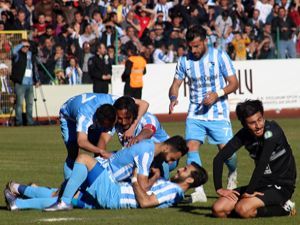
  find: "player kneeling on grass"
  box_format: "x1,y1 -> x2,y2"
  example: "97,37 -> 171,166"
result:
212,99 -> 296,218
4,162 -> 208,210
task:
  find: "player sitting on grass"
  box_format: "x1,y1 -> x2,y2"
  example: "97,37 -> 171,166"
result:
4,163 -> 207,210
212,99 -> 296,218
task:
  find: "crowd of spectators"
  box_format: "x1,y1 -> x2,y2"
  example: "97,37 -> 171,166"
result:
0,0 -> 299,85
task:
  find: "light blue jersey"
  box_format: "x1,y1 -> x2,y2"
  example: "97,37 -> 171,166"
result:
175,48 -> 236,121
106,139 -> 155,182
83,170 -> 185,209
114,112 -> 169,147
60,93 -> 119,134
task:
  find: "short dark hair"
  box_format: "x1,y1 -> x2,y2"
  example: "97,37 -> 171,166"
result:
95,104 -> 116,127
164,135 -> 188,156
186,25 -> 207,42
189,162 -> 208,188
236,99 -> 264,127
113,96 -> 138,121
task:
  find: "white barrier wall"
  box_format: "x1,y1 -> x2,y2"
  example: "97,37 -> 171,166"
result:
34,59 -> 300,117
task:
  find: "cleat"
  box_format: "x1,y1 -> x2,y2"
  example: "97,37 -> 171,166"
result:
43,200 -> 73,212
6,181 -> 20,197
283,200 -> 296,216
227,170 -> 237,190
190,186 -> 207,203
4,189 -> 18,211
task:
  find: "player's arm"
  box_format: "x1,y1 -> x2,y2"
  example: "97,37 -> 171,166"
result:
77,132 -> 110,158
127,124 -> 155,146
213,130 -> 243,193
168,78 -> 183,114
95,132 -> 113,158
132,175 -> 159,208
137,174 -> 155,192
123,99 -> 149,140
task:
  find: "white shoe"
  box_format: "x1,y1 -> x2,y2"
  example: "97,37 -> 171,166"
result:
190,186 -> 207,203
43,200 -> 73,212
227,170 -> 237,190
282,200 -> 296,216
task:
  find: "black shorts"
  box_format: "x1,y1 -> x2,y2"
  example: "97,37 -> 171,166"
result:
235,185 -> 293,206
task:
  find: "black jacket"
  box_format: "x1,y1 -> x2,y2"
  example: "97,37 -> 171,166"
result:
11,49 -> 39,85
88,54 -> 112,83
213,120 -> 296,194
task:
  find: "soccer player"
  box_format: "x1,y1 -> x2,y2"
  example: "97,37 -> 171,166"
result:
212,100 -> 296,218
4,163 -> 208,211
168,25 -> 239,202
103,96 -> 177,179
42,135 -> 188,211
59,93 -> 149,179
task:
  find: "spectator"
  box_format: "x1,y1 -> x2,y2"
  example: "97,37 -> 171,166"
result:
65,57 -> 82,85
254,0 -> 274,24
54,13 -> 66,36
88,43 -> 112,93
78,41 -> 94,84
153,40 -> 174,63
14,9 -> 30,30
256,36 -> 276,58
121,44 -> 147,99
215,10 -> 233,50
272,6 -> 297,58
154,0 -> 177,22
10,40 -> 39,126
133,2 -> 156,38
231,32 -> 251,60
53,44 -> 67,84
246,39 -> 259,59
248,9 -> 264,40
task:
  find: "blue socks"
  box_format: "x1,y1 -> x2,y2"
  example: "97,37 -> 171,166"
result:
187,151 -> 202,166
19,185 -> 57,198
15,197 -> 57,210
225,153 -> 237,173
61,162 -> 88,204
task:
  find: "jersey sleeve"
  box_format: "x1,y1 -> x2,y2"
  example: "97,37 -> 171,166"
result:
76,113 -> 93,134
174,56 -> 186,80
140,114 -> 158,134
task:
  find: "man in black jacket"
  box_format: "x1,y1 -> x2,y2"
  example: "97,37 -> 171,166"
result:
212,99 -> 296,218
88,43 -> 112,93
11,39 -> 39,126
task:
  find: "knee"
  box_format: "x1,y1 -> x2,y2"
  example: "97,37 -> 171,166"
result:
235,203 -> 255,218
212,202 -> 229,218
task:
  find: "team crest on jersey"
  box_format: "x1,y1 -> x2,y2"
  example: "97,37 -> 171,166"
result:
264,131 -> 273,139
264,164 -> 272,175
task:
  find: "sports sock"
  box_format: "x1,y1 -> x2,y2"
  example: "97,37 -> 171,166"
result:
19,185 -> 57,198
225,153 -> 237,173
64,160 -> 74,180
61,162 -> 88,204
15,197 -> 57,210
186,151 -> 202,166
256,205 -> 289,217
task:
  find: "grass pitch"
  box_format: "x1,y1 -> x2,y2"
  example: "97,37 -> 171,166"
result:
0,119 -> 299,225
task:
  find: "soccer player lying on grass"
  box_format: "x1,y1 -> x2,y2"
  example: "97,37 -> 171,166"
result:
5,163 -> 207,210
59,93 -> 149,179
4,136 -> 188,211
99,96 -> 178,179
212,99 -> 296,218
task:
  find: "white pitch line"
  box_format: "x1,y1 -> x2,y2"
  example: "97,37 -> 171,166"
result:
36,217 -> 83,222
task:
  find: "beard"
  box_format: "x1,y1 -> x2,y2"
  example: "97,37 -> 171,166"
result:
170,175 -> 185,184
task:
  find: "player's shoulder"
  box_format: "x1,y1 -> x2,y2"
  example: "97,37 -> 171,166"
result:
264,120 -> 283,139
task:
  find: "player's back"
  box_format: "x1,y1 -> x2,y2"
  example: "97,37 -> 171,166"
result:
60,93 -> 116,119
108,139 -> 155,182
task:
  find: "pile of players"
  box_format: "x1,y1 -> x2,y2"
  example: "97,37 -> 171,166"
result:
4,25 -> 296,218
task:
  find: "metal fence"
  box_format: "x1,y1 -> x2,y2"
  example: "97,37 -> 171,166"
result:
0,31 -> 27,122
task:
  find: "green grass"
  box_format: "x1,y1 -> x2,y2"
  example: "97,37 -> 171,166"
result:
0,119 -> 299,225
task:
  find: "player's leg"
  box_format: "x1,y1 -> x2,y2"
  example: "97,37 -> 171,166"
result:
212,196 -> 237,218
185,118 -> 205,166
44,154 -> 105,211
207,120 -> 238,189
185,118 -> 207,202
237,186 -> 295,218
7,181 -> 57,198
60,117 -> 78,179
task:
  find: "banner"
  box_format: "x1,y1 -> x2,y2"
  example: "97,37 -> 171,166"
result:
33,59 -> 300,117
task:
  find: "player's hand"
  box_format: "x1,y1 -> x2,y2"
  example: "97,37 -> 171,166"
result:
242,192 -> 264,199
127,136 -> 139,147
217,188 -> 240,202
123,126 -> 135,141
203,91 -> 218,106
169,99 -> 178,114
150,167 -> 161,179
